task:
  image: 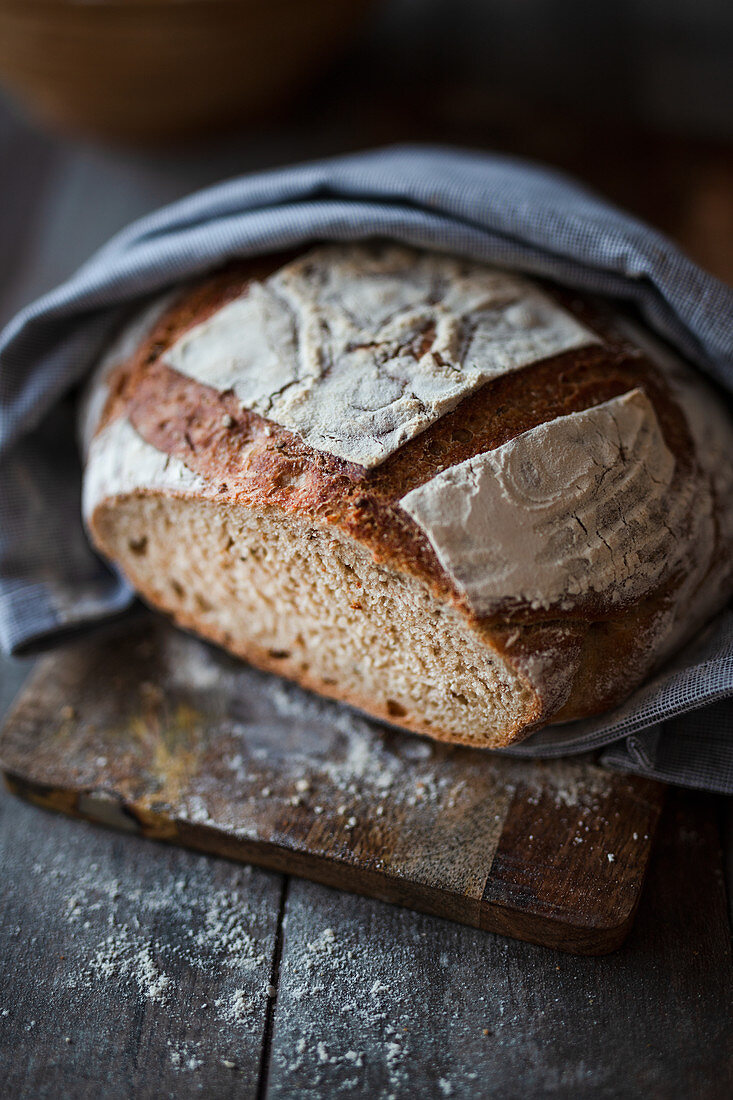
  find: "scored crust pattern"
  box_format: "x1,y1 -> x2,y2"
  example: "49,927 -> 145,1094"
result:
400,388 -> 703,615
163,244 -> 597,467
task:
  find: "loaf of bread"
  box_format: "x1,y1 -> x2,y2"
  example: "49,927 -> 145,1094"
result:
80,244 -> 733,748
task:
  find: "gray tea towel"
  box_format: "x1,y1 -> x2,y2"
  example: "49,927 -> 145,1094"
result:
1,145 -> 732,791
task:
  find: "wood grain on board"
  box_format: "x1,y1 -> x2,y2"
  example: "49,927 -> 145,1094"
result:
0,614 -> 665,955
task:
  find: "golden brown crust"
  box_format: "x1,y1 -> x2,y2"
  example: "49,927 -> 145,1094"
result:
86,249 -> 733,735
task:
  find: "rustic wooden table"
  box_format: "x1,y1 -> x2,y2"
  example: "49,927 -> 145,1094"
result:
0,75 -> 732,1098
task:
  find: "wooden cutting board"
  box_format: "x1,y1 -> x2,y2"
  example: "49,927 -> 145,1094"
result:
0,613 -> 665,955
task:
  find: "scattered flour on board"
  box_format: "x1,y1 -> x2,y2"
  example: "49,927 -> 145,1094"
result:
170,645 -> 613,842
145,626 -> 616,869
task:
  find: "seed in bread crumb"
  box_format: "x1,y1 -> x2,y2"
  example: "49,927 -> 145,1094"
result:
295,779 -> 310,793
222,1059 -> 236,1070
607,853 -> 615,862
221,414 -> 234,428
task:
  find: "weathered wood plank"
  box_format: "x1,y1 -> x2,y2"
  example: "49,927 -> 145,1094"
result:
0,786 -> 283,1099
264,790 -> 733,1099
0,615 -> 664,954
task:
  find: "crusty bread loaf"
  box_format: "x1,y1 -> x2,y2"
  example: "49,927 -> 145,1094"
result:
80,244 -> 733,748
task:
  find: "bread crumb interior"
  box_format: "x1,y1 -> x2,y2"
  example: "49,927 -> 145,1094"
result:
92,495 -> 535,747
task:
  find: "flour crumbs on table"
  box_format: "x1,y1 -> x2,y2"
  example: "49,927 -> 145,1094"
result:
90,928 -> 171,1004
2,614 -> 663,980
167,1040 -> 203,1072
21,843 -> 279,1073
268,883 -> 498,1098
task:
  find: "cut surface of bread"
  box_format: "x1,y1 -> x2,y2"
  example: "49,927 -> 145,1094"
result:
91,493 -> 538,747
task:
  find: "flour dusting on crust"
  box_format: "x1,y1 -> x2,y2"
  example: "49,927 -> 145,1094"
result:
400,389 -> 700,614
83,417 -> 208,521
163,243 -> 598,467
